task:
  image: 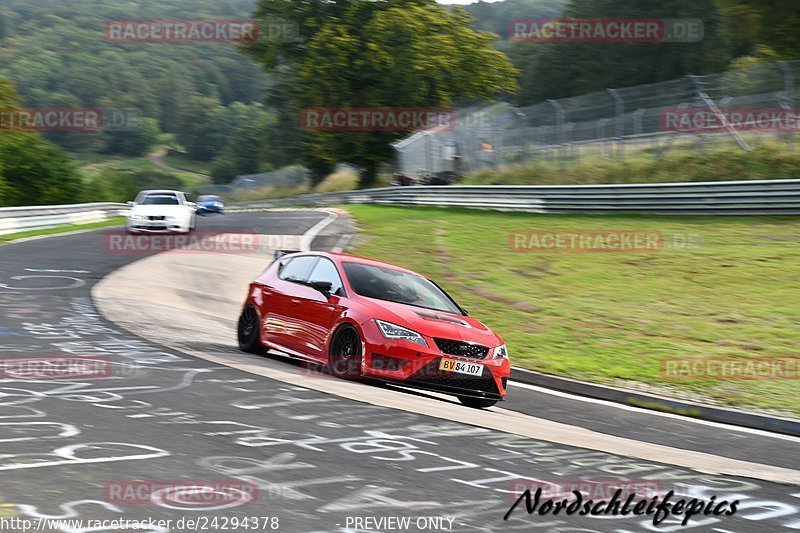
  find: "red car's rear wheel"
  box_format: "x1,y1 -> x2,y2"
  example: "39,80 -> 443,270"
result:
329,325 -> 362,379
237,305 -> 265,354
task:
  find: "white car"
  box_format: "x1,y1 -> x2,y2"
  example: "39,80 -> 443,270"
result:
127,190 -> 197,233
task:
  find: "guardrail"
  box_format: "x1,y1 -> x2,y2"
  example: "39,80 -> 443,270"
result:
0,202 -> 128,236
231,178 -> 800,216
2,178 -> 797,238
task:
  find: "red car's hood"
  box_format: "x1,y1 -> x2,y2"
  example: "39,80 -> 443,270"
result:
358,297 -> 502,347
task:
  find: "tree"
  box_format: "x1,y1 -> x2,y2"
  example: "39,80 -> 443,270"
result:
0,76 -> 83,206
174,96 -> 223,161
0,132 -> 83,206
715,0 -> 800,60
245,0 -> 519,185
208,103 -> 276,183
102,117 -> 160,156
516,0 -> 729,103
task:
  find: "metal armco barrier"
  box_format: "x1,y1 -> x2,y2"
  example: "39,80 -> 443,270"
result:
0,202 -> 128,236
3,178 -> 798,238
231,178 -> 800,216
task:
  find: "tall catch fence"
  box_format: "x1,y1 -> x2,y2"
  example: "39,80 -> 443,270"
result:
392,61 -> 800,179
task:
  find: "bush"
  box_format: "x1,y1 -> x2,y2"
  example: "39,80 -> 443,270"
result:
0,132 -> 83,206
314,168 -> 359,193
84,167 -> 184,203
229,184 -> 311,202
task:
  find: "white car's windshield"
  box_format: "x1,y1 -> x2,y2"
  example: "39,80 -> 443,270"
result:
140,194 -> 179,205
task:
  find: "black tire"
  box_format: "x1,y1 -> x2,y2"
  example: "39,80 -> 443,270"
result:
237,305 -> 265,354
329,325 -> 362,379
457,396 -> 498,409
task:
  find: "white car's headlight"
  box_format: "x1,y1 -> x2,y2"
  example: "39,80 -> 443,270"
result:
375,320 -> 427,346
129,214 -> 147,221
493,344 -> 508,359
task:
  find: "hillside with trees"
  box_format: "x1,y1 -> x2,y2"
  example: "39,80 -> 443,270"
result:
0,0 -> 797,205
0,0 -> 273,184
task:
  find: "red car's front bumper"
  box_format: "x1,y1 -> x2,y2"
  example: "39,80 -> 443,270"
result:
358,319 -> 510,401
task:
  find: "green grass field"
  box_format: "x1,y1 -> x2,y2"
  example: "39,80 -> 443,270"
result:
161,154 -> 211,176
0,217 -> 125,243
344,205 -> 800,417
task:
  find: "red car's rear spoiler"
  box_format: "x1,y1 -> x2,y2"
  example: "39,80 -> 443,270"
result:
273,249 -> 302,262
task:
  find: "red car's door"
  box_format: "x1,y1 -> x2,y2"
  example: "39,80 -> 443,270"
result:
294,257 -> 347,361
262,255 -> 319,355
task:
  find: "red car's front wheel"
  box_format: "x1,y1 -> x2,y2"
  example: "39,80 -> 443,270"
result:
458,396 -> 498,409
329,325 -> 362,379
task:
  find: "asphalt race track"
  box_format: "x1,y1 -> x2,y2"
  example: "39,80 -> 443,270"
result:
0,209 -> 798,533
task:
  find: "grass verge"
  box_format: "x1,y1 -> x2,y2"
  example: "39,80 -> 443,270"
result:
0,217 -> 125,244
466,139 -> 800,186
343,204 -> 800,417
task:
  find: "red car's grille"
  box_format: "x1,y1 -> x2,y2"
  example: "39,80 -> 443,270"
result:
434,339 -> 489,360
406,359 -> 500,398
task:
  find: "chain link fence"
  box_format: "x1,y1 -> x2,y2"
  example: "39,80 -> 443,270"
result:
392,61 -> 800,180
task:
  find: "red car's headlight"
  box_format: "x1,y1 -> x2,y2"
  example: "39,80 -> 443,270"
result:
493,344 -> 508,359
375,320 -> 427,347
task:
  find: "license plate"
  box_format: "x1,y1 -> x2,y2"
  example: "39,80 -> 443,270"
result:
439,358 -> 483,376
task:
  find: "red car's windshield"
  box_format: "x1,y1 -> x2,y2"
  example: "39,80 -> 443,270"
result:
342,262 -> 461,315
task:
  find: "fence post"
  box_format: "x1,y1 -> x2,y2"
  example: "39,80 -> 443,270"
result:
423,132 -> 433,180
597,118 -> 610,158
778,61 -> 796,150
547,99 -> 565,172
689,74 -> 750,152
608,88 -> 624,160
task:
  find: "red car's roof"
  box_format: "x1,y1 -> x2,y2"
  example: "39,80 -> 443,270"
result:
297,251 -> 420,276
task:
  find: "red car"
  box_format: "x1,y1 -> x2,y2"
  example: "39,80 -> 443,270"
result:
237,251 -> 510,408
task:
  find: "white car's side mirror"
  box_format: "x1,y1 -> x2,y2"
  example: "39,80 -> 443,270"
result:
126,201 -> 135,207
187,202 -> 197,210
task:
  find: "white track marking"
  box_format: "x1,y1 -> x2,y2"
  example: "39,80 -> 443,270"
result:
510,380 -> 800,443
300,211 -> 339,251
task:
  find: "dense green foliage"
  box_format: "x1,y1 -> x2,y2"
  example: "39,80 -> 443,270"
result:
508,0 -> 729,103
0,0 -> 273,181
0,78 -> 84,206
489,0 -> 799,105
244,0 -> 519,185
0,0 -> 796,205
84,166 -> 184,203
715,0 -> 800,60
